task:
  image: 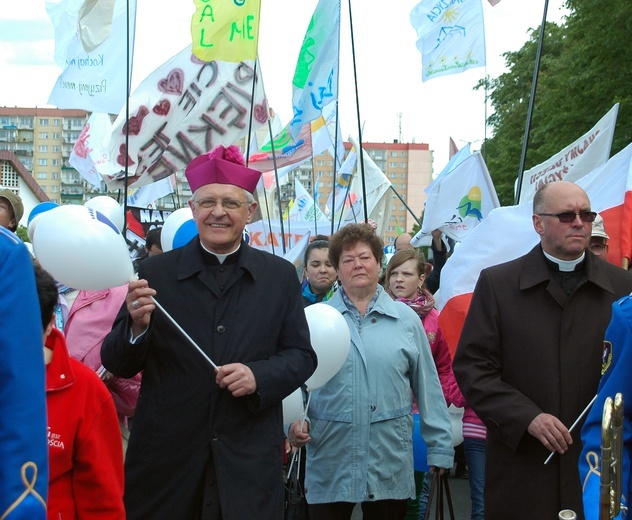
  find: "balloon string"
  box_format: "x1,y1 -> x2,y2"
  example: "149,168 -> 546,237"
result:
151,296 -> 218,370
300,390 -> 312,430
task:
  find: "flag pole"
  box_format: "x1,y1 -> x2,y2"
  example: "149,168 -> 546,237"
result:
268,119 -> 286,255
390,186 -> 422,228
331,102 -> 341,235
122,0 -> 131,235
347,0 -> 368,222
514,0 -> 550,205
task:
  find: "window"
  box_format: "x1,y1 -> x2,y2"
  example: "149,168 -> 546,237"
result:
390,151 -> 398,157
52,159 -> 59,166
39,118 -> 49,126
401,184 -> 407,190
52,172 -> 59,180
389,173 -> 397,179
389,162 -> 398,168
53,133 -> 60,140
401,162 -> 407,168
401,173 -> 407,179
20,117 -> 33,127
317,160 -> 324,166
388,226 -> 395,232
41,186 -> 47,192
327,182 -> 333,187
52,146 -> 60,152
53,119 -> 61,126
38,145 -> 48,152
38,132 -> 49,139
37,173 -> 47,180
51,186 -> 59,193
402,152 -> 407,158
38,158 -> 48,166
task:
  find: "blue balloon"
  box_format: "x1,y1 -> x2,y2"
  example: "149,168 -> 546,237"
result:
243,227 -> 251,245
172,219 -> 198,249
413,413 -> 429,472
28,201 -> 59,225
384,244 -> 395,254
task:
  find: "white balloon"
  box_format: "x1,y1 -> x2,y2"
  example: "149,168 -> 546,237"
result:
161,207 -> 194,252
282,388 -> 305,426
304,303 -> 350,390
27,201 -> 59,241
33,205 -> 134,290
85,196 -> 124,232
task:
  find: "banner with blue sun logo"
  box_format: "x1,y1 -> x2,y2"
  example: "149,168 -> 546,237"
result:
410,0 -> 486,82
420,152 -> 499,241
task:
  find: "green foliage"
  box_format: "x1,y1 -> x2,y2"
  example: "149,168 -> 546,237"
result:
480,0 -> 632,205
16,224 -> 29,243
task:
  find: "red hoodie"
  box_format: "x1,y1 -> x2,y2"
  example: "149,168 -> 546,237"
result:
45,328 -> 125,519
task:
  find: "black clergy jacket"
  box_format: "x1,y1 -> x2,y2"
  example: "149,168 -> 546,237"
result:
102,238 -> 317,520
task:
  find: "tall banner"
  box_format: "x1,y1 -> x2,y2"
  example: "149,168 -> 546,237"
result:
410,0 -> 486,82
70,112 -> 118,188
420,152 -> 500,241
517,104 -> 619,203
289,0 -> 340,140
47,0 -> 137,114
191,0 -> 260,62
97,47 -> 268,189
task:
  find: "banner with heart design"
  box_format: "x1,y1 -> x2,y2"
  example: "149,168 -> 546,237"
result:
97,45 -> 268,190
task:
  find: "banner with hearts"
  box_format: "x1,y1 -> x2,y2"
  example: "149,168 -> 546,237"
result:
98,45 -> 268,189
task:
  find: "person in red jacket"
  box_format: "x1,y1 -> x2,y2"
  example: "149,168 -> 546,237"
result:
35,264 -> 125,519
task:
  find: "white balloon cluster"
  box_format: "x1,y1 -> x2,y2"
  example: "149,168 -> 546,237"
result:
30,198 -> 133,290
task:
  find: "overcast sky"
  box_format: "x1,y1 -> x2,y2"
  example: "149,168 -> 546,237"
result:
0,0 -> 567,172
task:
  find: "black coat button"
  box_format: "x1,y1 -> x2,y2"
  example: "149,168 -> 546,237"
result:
217,325 -> 225,333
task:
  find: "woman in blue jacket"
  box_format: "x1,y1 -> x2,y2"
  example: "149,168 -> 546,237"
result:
289,223 -> 453,520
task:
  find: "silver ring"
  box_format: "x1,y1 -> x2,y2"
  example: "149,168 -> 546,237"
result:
131,300 -> 140,309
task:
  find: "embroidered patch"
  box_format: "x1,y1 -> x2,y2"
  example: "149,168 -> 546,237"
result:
601,341 -> 613,375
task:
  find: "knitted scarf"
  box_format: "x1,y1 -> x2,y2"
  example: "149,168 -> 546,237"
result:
388,288 -> 435,318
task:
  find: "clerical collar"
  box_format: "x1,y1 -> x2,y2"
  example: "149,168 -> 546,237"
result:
542,249 -> 585,272
200,242 -> 240,264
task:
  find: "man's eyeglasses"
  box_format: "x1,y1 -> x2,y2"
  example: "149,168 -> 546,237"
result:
537,211 -> 597,223
193,198 -> 250,211
589,243 -> 607,255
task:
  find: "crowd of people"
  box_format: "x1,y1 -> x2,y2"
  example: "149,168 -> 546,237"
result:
2,147 -> 632,520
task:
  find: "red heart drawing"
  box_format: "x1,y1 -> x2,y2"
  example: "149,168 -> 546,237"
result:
152,99 -> 171,116
123,106 -> 149,136
254,103 -> 268,124
158,69 -> 184,95
116,144 -> 135,167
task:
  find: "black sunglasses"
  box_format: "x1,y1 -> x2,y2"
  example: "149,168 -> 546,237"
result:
537,211 -> 597,223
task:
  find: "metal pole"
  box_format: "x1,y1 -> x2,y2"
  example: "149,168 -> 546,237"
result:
515,0 -> 550,205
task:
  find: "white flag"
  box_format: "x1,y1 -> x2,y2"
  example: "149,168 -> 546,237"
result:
340,139 -> 392,236
420,152 -> 500,242
289,0 -> 340,139
518,104 -> 619,203
126,175 -> 176,208
290,179 -> 328,223
410,0 -> 486,82
47,0 -> 136,114
70,112 -> 118,188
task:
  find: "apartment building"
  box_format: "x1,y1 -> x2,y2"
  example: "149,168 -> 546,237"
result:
0,107 -> 89,204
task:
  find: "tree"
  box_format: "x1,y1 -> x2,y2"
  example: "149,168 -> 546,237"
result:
479,0 -> 632,205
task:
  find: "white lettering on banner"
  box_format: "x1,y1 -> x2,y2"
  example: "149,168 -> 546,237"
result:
139,209 -> 172,224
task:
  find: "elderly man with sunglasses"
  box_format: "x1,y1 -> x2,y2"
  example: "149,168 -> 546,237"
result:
102,145 -> 317,520
453,181 -> 632,519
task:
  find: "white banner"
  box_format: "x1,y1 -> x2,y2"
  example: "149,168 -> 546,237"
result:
518,103 -> 619,203
47,0 -> 136,114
